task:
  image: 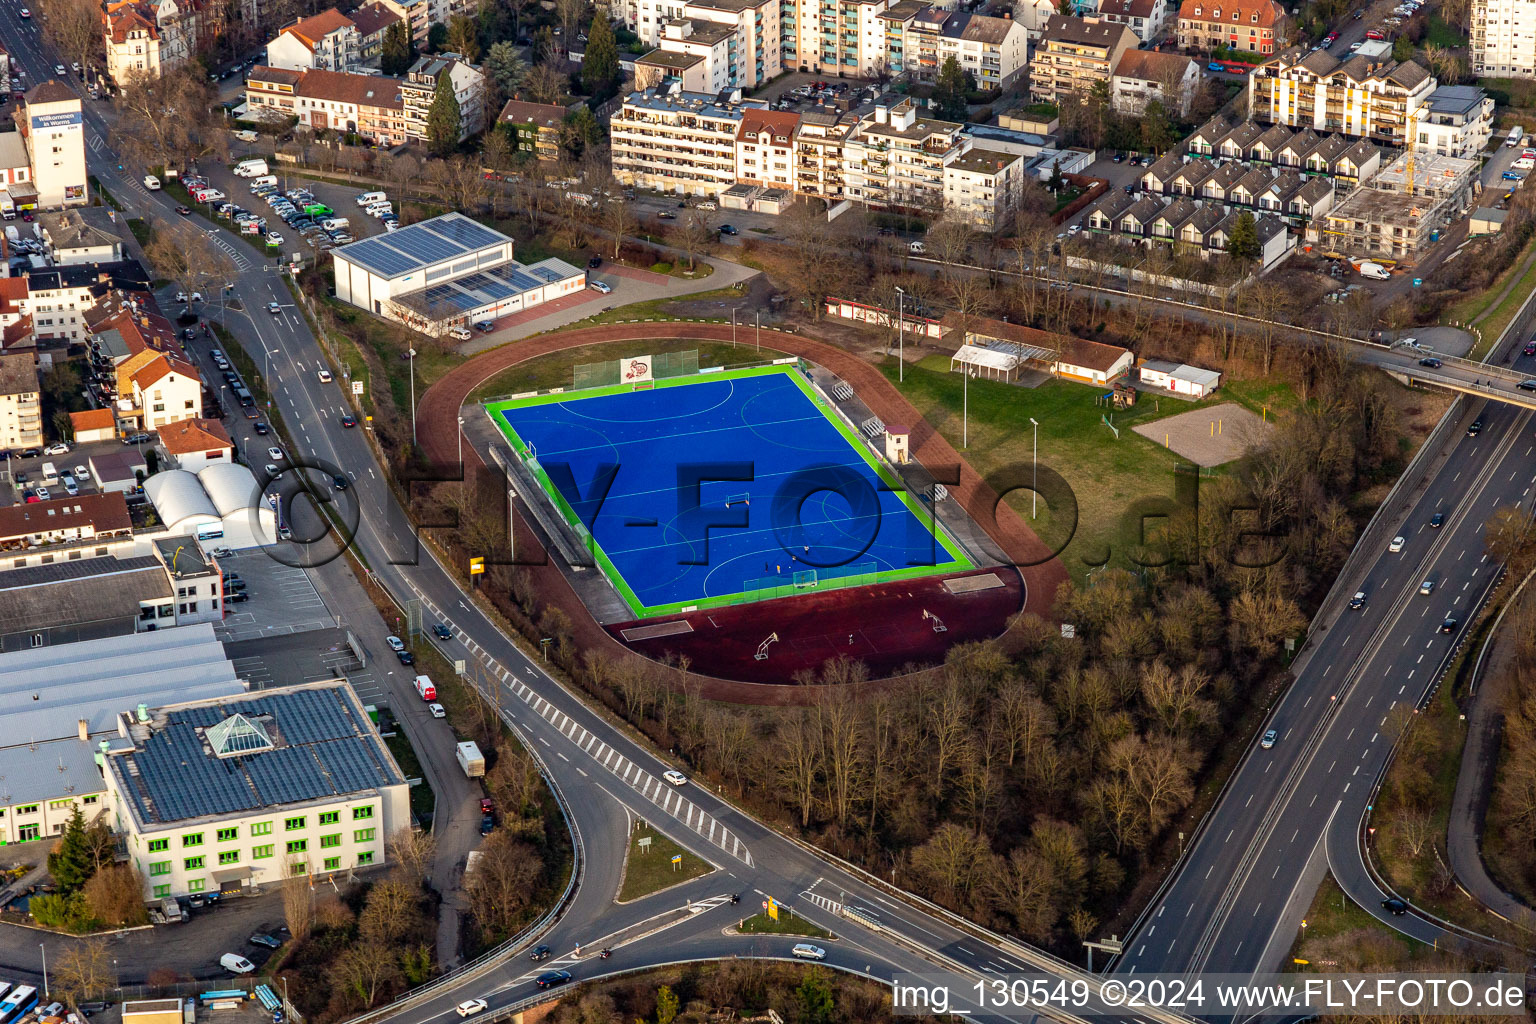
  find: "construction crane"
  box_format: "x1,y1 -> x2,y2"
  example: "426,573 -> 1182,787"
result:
1404,104 -> 1417,197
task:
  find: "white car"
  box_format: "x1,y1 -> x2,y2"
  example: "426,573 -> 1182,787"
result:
54,65 -> 66,76
455,1000 -> 487,1017
43,442 -> 70,456
385,635 -> 406,652
267,446 -> 284,461
266,232 -> 284,245
219,954 -> 255,974
317,369 -> 333,383
791,943 -> 826,961
589,280 -> 612,294
663,770 -> 688,787
428,703 -> 446,719
267,301 -> 281,315
1389,536 -> 1405,552
73,465 -> 88,480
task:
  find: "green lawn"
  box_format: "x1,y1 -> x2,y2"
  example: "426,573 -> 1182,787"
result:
617,825 -> 713,902
736,910 -> 833,938
469,336 -> 788,404
384,732 -> 437,823
880,354 -> 1207,578
1425,12 -> 1464,48
1286,874 -> 1421,968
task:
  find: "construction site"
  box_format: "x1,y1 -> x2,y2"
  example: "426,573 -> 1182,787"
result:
1318,150 -> 1479,260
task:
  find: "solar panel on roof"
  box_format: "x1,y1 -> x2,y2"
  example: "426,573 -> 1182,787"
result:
391,232 -> 461,264
341,238 -> 418,278
430,215 -> 505,250
507,269 -> 542,291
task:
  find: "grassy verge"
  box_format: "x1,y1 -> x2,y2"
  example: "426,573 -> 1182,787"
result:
127,218 -> 152,247
568,286 -> 747,329
1469,252 -> 1536,360
1426,12 -> 1464,48
319,294 -> 464,415
384,731 -> 437,823
617,824 -> 713,903
1285,874 -> 1421,968
468,336 -> 788,403
735,910 -> 833,938
1442,235 -> 1536,332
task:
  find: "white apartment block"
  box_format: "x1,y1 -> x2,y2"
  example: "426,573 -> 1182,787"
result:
1249,48 -> 1436,147
1473,0 -> 1536,77
1417,84 -> 1496,159
264,9 -> 361,72
400,53 -> 485,144
736,109 -> 800,188
786,0 -> 893,76
943,146 -> 1024,231
377,0 -> 471,48
0,352 -> 41,451
106,681 -> 409,901
21,84 -> 88,208
611,89 -> 757,195
626,0 -> 782,88
935,12 -> 1027,89
656,20 -> 735,92
843,97 -> 968,210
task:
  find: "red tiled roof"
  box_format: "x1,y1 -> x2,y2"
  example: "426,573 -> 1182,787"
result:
70,408 -> 116,432
295,68 -> 404,109
103,1 -> 159,44
1114,49 -> 1197,82
736,109 -> 801,143
1177,0 -> 1285,27
498,99 -> 568,127
159,417 -> 232,454
0,492 -> 132,541
283,7 -> 355,48
348,2 -> 400,38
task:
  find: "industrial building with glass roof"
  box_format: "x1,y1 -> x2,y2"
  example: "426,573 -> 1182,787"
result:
330,211 -> 585,336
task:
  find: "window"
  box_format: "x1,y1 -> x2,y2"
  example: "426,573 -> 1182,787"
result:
184,856 -> 205,870
252,844 -> 274,859
148,838 -> 169,853
354,828 -> 376,843
188,878 -> 205,893
357,851 -> 375,866
150,860 -> 171,876
183,832 -> 204,847
251,821 -> 272,836
153,884 -> 171,899
319,811 -> 340,825
17,805 -> 38,815
217,827 -> 238,842
323,857 -> 341,871
353,806 -> 374,820
285,816 -> 306,831
49,799 -> 72,810
286,840 -> 308,854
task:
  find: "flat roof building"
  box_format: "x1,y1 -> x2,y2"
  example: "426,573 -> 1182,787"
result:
104,679 -> 409,898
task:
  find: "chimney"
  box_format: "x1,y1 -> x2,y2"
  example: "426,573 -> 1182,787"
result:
77,718 -> 89,741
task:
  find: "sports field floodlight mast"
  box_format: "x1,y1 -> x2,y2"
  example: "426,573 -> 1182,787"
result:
894,285 -> 905,383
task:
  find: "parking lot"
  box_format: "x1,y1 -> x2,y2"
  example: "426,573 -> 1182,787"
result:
213,550 -> 331,641
0,439 -> 145,506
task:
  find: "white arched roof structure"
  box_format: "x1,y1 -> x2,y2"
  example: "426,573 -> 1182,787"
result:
144,470 -> 219,532
198,463 -> 277,550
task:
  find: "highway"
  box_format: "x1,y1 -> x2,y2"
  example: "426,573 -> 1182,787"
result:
1116,319 -> 1536,974
0,26 -> 1204,1024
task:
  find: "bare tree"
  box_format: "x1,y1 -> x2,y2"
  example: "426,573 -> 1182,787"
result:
358,878 -> 423,945
462,830 -> 545,937
329,943 -> 401,1009
54,940 -> 114,1008
111,69 -> 228,172
602,191 -> 636,260
282,868 -> 314,941
673,211 -> 712,271
555,0 -> 587,52
1396,808 -> 1436,858
40,0 -> 102,81
387,827 -> 438,888
82,865 -> 149,927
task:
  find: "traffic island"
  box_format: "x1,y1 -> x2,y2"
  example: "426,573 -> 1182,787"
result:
731,910 -> 833,939
616,824 -> 713,903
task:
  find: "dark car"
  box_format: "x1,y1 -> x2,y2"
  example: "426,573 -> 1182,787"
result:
1440,616 -> 1459,634
1519,379 -> 1536,391
333,475 -> 348,491
1124,183 -> 1135,194
587,255 -> 602,268
433,623 -> 452,640
1525,341 -> 1536,356
535,971 -> 572,989
529,945 -> 552,962
254,422 -> 269,435
719,224 -> 738,235
1348,591 -> 1366,610
176,205 -> 191,215
1381,898 -> 1408,915
396,649 -> 414,666
249,934 -> 283,949
1468,418 -> 1484,436
227,591 -> 250,603
340,413 -> 357,428
1418,357 -> 1442,368
657,211 -> 675,220
480,814 -> 494,835
1429,512 -> 1445,528
1112,152 -> 1124,162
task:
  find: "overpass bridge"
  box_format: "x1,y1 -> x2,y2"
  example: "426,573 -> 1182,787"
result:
1357,342 -> 1536,409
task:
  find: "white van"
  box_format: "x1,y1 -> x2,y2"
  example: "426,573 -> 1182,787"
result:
219,954 -> 255,974
143,175 -> 161,190
908,240 -> 926,255
320,217 -> 350,231
40,462 -> 58,485
366,202 -> 393,217
355,191 -> 386,207
233,129 -> 259,143
248,174 -> 278,190
232,158 -> 269,178
1358,261 -> 1391,280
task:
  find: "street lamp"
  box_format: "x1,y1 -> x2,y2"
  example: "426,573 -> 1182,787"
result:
894,286 -> 905,383
408,347 -> 417,447
731,307 -> 738,347
755,310 -> 760,353
39,943 -> 47,997
962,369 -> 975,448
457,415 -> 464,467
1030,417 -> 1039,519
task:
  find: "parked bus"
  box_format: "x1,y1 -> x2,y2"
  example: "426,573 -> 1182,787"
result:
0,986 -> 40,1023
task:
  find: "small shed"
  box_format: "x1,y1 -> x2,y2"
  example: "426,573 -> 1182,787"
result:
122,1000 -> 184,1024
884,424 -> 910,464
1138,358 -> 1222,398
70,407 -> 117,443
1471,207 -> 1507,235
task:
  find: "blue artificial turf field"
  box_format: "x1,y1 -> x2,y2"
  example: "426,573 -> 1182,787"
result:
487,366 -> 972,617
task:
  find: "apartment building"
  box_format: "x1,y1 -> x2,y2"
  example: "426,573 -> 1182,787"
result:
793,108 -> 859,200
611,89 -> 757,195
400,53 -> 485,145
1473,0 -> 1536,77
265,9 -> 362,71
1176,0 -> 1288,54
1097,0 -> 1171,43
107,681 -> 409,900
634,48 -> 712,91
736,110 -> 800,188
1417,84 -> 1496,159
785,0 -> 894,77
943,146 -> 1023,230
376,0 -> 471,48
1111,48 -> 1200,115
497,100 -> 569,161
1321,149 -> 1476,257
103,0 -> 200,85
1029,16 -> 1137,104
842,97 -> 968,210
0,351 -> 40,451
879,2 -> 946,80
246,66 -> 408,144
622,0 -> 782,86
935,12 -> 1028,89
1248,48 -> 1435,147
21,83 -> 89,208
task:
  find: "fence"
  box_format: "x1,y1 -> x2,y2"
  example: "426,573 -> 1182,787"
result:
571,349 -> 700,390
738,562 -> 881,603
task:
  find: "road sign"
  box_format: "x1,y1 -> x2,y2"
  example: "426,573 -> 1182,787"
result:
638,837 -> 652,851
453,659 -> 466,676
768,898 -> 779,920
352,381 -> 364,395
470,556 -> 485,576
1061,623 -> 1076,639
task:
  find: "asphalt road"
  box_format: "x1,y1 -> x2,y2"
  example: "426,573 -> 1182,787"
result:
1116,324 -> 1536,975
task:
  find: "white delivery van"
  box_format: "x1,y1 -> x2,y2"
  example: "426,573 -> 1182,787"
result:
1515,156 -> 1536,171
248,174 -> 277,189
232,158 -> 269,177
143,175 -> 161,190
908,240 -> 926,255
355,191 -> 386,207
233,129 -> 259,143
320,217 -> 349,231
1358,261 -> 1391,280
40,462 -> 58,484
